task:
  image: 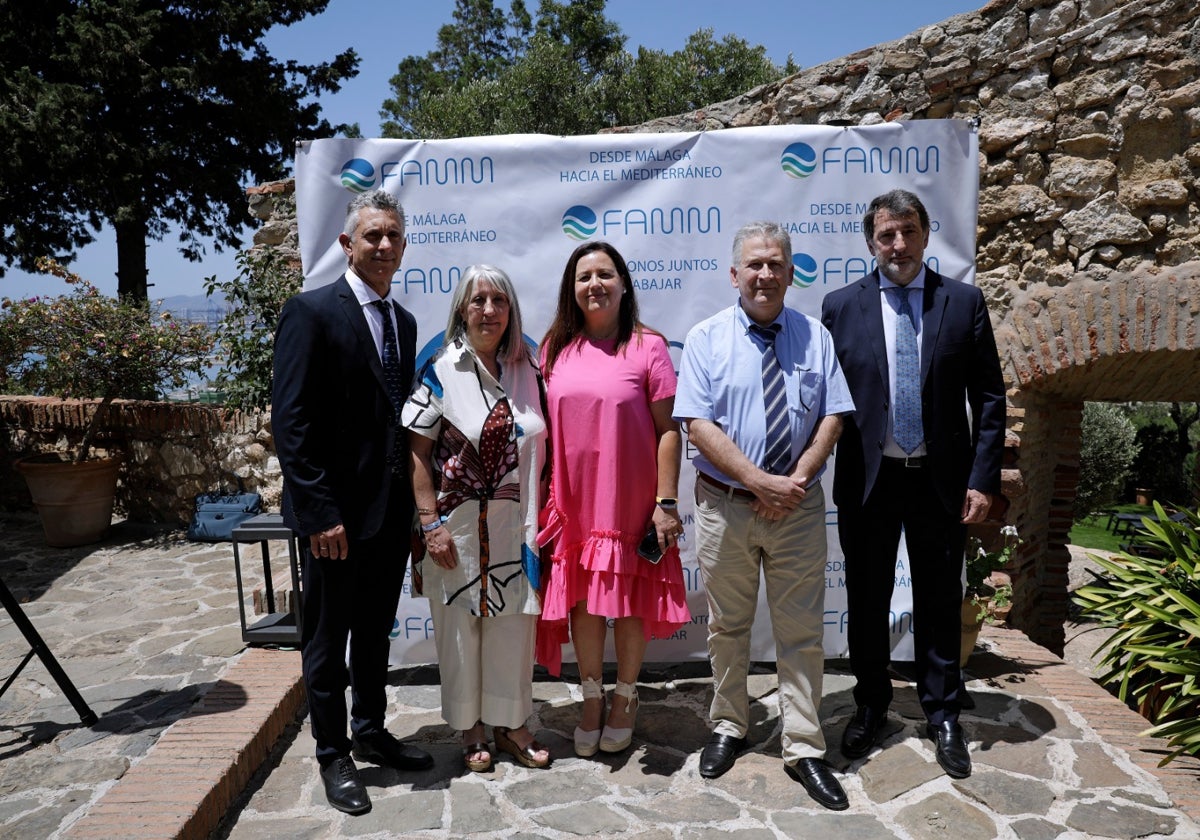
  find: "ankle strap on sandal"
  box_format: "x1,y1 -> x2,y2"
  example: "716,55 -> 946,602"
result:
580,676 -> 604,699
613,680 -> 638,711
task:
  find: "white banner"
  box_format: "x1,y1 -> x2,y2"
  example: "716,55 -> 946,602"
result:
294,121 -> 979,666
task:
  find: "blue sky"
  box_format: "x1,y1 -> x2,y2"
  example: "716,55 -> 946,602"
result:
1,0 -> 980,301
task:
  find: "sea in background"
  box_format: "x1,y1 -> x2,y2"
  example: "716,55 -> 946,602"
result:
156,292 -> 231,402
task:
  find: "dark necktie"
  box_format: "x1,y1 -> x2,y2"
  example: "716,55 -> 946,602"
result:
749,323 -> 791,475
370,299 -> 405,413
891,287 -> 922,454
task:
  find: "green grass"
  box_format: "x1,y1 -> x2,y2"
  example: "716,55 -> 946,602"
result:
1069,503 -> 1156,553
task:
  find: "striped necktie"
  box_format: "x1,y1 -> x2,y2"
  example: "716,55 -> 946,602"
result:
749,323 -> 791,475
891,287 -> 923,454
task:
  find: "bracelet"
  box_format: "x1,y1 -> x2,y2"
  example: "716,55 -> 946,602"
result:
656,496 -> 678,509
420,519 -> 443,533
417,508 -> 436,515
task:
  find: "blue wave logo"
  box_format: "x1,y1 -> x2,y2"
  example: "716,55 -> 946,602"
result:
792,253 -> 818,287
562,205 -> 598,240
781,143 -> 818,179
340,158 -> 376,192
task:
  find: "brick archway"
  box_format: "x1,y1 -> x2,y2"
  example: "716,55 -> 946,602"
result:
995,261 -> 1200,652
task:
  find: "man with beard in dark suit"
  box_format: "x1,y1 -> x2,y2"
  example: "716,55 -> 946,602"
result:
820,189 -> 1005,780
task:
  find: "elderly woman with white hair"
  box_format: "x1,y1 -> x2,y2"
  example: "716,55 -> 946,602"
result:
402,264 -> 550,772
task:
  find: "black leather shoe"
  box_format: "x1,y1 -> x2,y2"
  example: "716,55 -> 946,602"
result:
841,706 -> 886,759
787,757 -> 849,811
926,721 -> 971,778
320,755 -> 370,814
352,731 -> 434,771
698,732 -> 746,779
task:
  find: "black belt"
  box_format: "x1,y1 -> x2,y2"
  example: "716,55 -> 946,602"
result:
698,471 -> 756,500
882,455 -> 926,469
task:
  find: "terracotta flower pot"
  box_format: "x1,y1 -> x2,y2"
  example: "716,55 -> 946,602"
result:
960,597 -> 985,667
15,454 -> 121,547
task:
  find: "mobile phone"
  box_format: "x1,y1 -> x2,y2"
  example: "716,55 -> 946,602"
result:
637,524 -> 663,564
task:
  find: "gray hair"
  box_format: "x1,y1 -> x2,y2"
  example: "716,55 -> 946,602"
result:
343,189 -> 406,239
446,264 -> 531,366
862,189 -> 930,240
731,221 -> 792,267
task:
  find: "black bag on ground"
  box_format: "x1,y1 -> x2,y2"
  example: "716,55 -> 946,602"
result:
186,479 -> 262,542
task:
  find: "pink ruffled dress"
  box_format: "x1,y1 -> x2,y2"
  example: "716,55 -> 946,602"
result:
536,331 -> 690,674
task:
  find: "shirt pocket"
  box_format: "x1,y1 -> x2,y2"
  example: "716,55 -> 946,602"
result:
794,369 -> 824,415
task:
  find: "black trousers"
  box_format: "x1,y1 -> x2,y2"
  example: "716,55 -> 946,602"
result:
300,496 -> 409,765
837,458 -> 966,726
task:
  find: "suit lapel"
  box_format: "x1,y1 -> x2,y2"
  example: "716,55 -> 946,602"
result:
335,275 -> 390,397
858,272 -> 889,390
920,270 -> 947,385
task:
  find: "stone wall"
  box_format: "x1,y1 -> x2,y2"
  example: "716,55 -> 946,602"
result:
0,397 -> 281,525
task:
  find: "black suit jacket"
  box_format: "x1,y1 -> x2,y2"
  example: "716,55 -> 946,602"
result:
272,275 -> 417,540
820,268 -> 1005,516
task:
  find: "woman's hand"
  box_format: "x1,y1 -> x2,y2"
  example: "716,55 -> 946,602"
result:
651,504 -> 685,553
424,523 -> 459,569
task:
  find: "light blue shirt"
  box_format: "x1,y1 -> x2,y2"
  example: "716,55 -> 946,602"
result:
674,303 -> 855,489
880,266 -> 927,458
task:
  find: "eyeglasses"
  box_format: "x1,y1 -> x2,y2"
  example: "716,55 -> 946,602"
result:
468,294 -> 510,310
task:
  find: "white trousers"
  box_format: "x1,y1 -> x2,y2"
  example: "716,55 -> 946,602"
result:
428,599 -> 538,731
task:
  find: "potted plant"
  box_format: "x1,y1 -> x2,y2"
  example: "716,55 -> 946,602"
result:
2,259 -> 212,546
960,524 -> 1020,665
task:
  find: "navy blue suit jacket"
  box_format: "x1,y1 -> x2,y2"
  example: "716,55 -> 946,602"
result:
272,275 -> 417,540
820,268 -> 1005,516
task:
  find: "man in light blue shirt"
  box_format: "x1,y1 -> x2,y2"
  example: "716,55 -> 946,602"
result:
675,221 -> 854,810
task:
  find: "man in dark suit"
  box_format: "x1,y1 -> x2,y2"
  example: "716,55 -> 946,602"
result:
273,189 -> 432,814
820,189 -> 1005,779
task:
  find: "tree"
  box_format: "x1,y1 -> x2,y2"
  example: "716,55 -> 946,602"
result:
203,246 -> 302,412
1124,402 -> 1199,506
1076,402 -> 1140,519
0,1 -> 358,302
381,0 -> 789,140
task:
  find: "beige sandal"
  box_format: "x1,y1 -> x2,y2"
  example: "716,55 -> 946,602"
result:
599,680 -> 638,753
574,677 -> 605,757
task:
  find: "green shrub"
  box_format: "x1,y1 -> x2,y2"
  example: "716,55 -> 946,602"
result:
1,259 -> 213,461
203,247 -> 302,411
1076,402 -> 1139,519
1072,502 -> 1200,765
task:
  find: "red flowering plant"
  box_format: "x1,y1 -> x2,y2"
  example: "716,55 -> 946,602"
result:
1,259 -> 213,462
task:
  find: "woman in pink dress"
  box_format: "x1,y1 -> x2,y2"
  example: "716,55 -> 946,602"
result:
537,241 -> 690,756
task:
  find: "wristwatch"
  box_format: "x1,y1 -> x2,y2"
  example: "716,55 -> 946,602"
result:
656,496 -> 678,510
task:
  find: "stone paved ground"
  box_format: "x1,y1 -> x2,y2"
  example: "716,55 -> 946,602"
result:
1,512 -> 1198,840
214,653 -> 1200,840
0,513 -> 259,838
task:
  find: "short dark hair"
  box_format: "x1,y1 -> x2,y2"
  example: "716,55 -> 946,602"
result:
862,189 -> 930,241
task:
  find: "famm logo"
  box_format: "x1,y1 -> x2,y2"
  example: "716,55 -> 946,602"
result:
562,205 -> 599,240
792,253 -> 818,287
563,204 -> 720,240
781,143 -> 818,179
340,159 -> 376,192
